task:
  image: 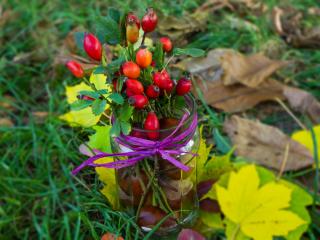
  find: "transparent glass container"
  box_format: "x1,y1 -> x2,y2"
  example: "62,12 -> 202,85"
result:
111,95 -> 200,236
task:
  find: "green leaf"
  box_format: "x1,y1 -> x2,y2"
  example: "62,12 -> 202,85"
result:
70,100 -> 92,111
119,103 -> 134,121
73,32 -> 85,51
78,90 -> 99,99
153,42 -> 164,69
96,16 -> 120,45
120,121 -> 131,135
109,93 -> 124,105
91,99 -> 107,116
213,128 -> 232,154
173,48 -> 205,57
88,126 -> 112,153
108,7 -> 121,23
96,89 -> 109,95
110,120 -> 121,137
173,96 -> 186,110
93,65 -> 106,74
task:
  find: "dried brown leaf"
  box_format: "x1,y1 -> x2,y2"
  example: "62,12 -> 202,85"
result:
272,7 -> 320,49
32,111 -> 49,123
0,118 -> 14,127
0,95 -> 15,110
283,86 -> 320,123
196,78 -> 284,113
221,51 -> 288,87
224,116 -> 313,171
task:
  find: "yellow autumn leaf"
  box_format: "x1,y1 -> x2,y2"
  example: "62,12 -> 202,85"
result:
60,72 -> 112,127
291,126 -> 320,155
95,157 -> 117,209
59,107 -> 101,127
217,165 -> 305,240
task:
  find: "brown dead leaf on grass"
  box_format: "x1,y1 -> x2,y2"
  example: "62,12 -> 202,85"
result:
224,116 -> 313,171
175,49 -> 287,112
273,6 -> 320,49
283,86 -> 320,123
220,51 -> 288,87
0,118 -> 14,127
196,78 -> 284,113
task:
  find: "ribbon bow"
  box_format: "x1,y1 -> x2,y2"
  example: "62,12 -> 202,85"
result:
72,113 -> 198,175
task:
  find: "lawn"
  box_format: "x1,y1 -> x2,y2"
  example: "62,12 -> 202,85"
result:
1,0 -> 319,239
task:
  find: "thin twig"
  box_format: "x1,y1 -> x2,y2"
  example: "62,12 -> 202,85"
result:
275,97 -> 307,130
277,143 -> 290,181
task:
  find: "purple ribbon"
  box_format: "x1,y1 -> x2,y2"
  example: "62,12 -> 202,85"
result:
72,112 -> 198,175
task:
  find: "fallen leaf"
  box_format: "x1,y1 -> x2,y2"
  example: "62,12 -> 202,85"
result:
217,165 -> 305,240
196,78 -> 284,113
272,7 -> 320,49
220,51 -> 288,87
283,86 -> 320,123
0,118 -> 14,127
0,95 -> 15,110
224,116 -> 313,171
177,229 -> 206,240
32,111 -> 48,123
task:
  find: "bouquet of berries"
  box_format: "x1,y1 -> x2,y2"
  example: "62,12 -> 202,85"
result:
64,7 -> 204,235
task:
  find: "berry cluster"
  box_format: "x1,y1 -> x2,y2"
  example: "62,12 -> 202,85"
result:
66,8 -> 192,138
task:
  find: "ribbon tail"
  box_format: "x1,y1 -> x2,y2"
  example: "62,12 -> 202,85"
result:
160,151 -> 190,172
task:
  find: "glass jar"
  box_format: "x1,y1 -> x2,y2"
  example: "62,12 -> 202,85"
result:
111,94 -> 200,236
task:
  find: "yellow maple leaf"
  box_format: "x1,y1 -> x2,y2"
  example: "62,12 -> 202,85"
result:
291,126 -> 320,155
60,72 -> 112,127
95,157 -> 118,209
217,165 -> 305,240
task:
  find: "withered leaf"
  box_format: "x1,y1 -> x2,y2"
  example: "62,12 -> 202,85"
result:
196,78 -> 284,113
283,86 -> 320,123
224,116 -> 313,171
220,51 -> 288,87
0,118 -> 14,127
273,7 -> 320,49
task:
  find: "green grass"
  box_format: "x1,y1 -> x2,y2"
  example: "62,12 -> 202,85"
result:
1,0 -> 319,239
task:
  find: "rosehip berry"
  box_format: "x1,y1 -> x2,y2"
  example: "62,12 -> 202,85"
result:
176,78 -> 192,96
163,80 -> 174,92
146,85 -> 160,98
128,95 -> 148,109
125,79 -> 144,95
136,48 -> 152,68
151,60 -> 156,67
66,60 -> 84,78
126,13 -> 140,44
160,37 -> 172,52
83,33 -> 102,61
144,112 -> 159,140
141,8 -> 158,33
153,71 -> 172,90
122,61 -> 141,79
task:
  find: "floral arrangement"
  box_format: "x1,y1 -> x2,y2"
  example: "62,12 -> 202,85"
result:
61,7 -> 313,240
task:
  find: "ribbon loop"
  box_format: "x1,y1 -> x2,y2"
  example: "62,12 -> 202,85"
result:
72,112 -> 198,175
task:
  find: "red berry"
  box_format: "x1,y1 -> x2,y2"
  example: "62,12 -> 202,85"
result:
146,85 -> 160,98
122,61 -> 141,79
129,95 -> 148,109
126,12 -> 140,29
164,80 -> 174,92
176,78 -> 192,96
160,37 -> 172,52
141,8 -> 158,33
126,13 -> 140,44
153,71 -> 172,90
136,48 -> 152,68
125,79 -> 144,95
83,33 -> 102,61
151,60 -> 156,67
144,112 -> 159,140
66,61 -> 84,78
